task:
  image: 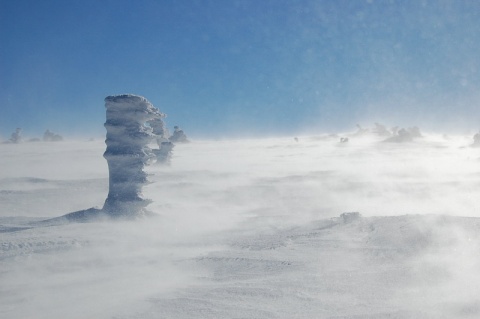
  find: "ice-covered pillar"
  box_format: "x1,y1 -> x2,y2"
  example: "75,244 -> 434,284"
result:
149,114 -> 168,142
102,94 -> 161,217
149,116 -> 174,165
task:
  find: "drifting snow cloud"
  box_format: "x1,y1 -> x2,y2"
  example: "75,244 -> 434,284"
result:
1,133 -> 480,318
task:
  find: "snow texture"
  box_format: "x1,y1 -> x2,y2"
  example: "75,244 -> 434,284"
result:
1,133 -> 480,318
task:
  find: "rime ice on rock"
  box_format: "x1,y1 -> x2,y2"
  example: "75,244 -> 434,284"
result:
373,123 -> 392,137
102,94 -> 162,217
43,129 -> 63,142
9,128 -> 22,144
408,126 -> 422,138
383,126 -> 422,143
471,132 -> 480,147
42,94 -> 169,223
149,113 -> 169,141
154,141 -> 174,164
353,124 -> 369,136
169,125 -> 188,143
149,115 -> 174,164
383,128 -> 413,143
340,212 -> 361,223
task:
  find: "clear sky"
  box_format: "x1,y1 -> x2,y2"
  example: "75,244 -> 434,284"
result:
1,0 -> 480,139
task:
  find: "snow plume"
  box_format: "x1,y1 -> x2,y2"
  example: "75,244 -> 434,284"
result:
368,215 -> 480,317
102,94 -> 162,217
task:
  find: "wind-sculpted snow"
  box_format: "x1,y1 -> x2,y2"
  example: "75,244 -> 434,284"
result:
128,214 -> 480,319
1,134 -> 480,318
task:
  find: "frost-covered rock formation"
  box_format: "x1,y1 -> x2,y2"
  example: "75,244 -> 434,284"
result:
102,94 -> 162,217
43,129 -> 63,142
353,124 -> 369,136
149,114 -> 169,141
383,126 -> 422,143
153,141 -> 174,165
40,94 -> 173,223
373,123 -> 392,137
7,128 -> 22,144
383,128 -> 413,143
149,115 -> 174,164
169,125 -> 189,143
471,132 -> 480,147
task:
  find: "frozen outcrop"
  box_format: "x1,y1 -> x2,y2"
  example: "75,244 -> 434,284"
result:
169,126 -> 189,143
149,113 -> 169,141
42,94 -> 174,223
383,126 -> 422,143
406,126 -> 422,138
373,123 -> 392,137
471,132 -> 480,147
153,141 -> 174,165
149,115 -> 174,164
7,128 -> 22,144
102,94 -> 162,217
340,212 -> 361,223
383,128 -> 413,143
43,129 -> 63,142
353,124 -> 369,136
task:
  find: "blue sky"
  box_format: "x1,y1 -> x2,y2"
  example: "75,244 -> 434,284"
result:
1,0 -> 480,138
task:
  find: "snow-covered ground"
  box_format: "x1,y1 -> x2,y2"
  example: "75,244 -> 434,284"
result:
1,134 -> 480,318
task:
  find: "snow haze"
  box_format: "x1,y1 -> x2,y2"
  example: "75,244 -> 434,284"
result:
1,134 -> 480,318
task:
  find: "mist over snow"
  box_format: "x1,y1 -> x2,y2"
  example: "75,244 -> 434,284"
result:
1,133 -> 480,318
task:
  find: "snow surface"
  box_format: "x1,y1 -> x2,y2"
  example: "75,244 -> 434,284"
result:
1,134 -> 480,318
